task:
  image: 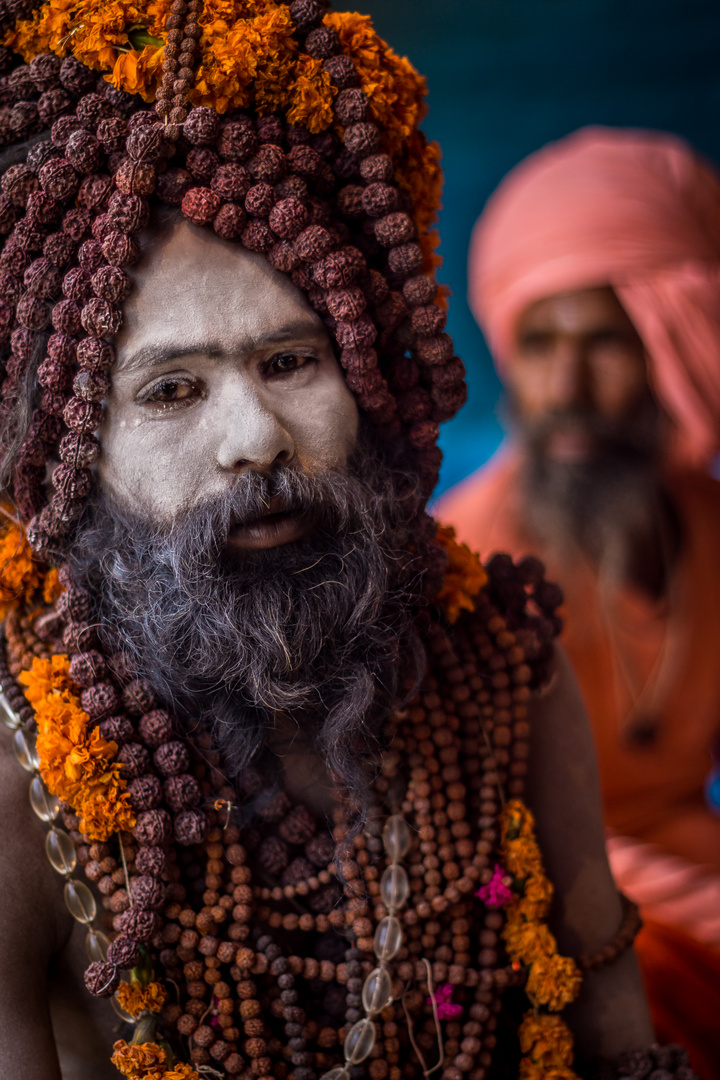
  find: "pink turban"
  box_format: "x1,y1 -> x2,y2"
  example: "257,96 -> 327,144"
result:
469,126 -> 720,467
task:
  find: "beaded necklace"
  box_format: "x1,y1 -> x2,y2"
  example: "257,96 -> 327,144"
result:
0,541 -> 619,1080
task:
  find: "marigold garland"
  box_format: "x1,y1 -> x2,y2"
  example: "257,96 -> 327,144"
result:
4,0 -> 443,269
115,978 -> 168,1018
500,799 -> 582,1080
19,654 -> 136,841
518,1013 -> 577,1080
326,10 -> 443,265
434,523 -> 488,624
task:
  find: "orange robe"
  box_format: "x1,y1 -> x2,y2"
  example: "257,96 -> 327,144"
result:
437,450 -> 720,1077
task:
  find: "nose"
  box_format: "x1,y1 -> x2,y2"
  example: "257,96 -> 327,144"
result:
547,337 -> 593,411
215,378 -> 295,473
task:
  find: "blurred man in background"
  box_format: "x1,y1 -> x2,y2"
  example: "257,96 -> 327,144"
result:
438,127 -> 720,1077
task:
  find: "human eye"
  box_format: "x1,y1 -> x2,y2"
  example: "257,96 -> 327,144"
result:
139,376 -> 203,411
262,352 -> 316,378
591,329 -> 632,349
518,330 -> 553,357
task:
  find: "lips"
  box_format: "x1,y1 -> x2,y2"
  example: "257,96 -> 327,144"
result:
545,427 -> 599,463
225,495 -> 313,552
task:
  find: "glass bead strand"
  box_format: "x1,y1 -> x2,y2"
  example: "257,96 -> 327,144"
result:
319,813 -> 412,1080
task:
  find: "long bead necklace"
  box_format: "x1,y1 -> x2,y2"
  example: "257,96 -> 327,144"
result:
321,813 -> 412,1080
2,569 -> 561,1080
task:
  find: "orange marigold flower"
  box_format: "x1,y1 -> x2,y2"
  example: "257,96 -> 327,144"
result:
43,567 -> 63,606
111,1039 -> 169,1078
502,799 -> 536,839
286,55 -> 335,132
519,1012 -> 575,1064
34,695 -> 115,785
19,654 -> 72,707
500,798 -> 583,1018
517,873 -> 553,922
2,1 -> 61,60
253,53 -> 294,114
144,0 -> 173,38
519,1068 -> 579,1080
503,915 -> 556,964
78,779 -> 136,840
116,979 -> 168,1018
326,11 -> 429,160
191,4 -> 297,115
503,835 -> 543,880
526,952 -> 583,1012
399,132 -> 443,268
0,517 -> 45,619
433,524 -> 488,624
165,1064 -> 202,1080
21,654 -> 135,841
110,43 -> 165,100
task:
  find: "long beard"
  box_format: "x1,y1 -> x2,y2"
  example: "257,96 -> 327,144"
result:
67,439 -> 427,813
515,399 -> 669,580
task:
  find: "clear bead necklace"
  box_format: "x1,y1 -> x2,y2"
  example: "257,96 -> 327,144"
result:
320,812 -> 412,1080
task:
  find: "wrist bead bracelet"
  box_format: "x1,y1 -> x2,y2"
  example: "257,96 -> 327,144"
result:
586,1042 -> 698,1080
577,894 -> 643,974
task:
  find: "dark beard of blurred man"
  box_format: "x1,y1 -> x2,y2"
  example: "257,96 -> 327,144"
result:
66,433 -> 428,818
513,397 -> 683,598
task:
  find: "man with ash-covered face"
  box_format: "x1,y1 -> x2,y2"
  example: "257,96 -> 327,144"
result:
81,219 -> 405,796
439,127 -> 720,1077
0,10 -> 677,1080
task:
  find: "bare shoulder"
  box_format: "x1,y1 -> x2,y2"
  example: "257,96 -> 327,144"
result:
524,645 -> 654,1061
0,721 -> 71,1077
0,722 -> 148,1080
0,721 -> 70,949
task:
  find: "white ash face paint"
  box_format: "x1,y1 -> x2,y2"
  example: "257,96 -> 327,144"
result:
98,219 -> 359,522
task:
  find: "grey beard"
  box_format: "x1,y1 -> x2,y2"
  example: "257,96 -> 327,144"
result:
67,439 -> 427,815
515,400 -> 667,575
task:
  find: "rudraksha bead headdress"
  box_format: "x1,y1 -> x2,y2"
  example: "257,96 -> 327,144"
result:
0,0 -> 465,558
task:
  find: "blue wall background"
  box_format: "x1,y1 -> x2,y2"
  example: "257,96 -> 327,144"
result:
361,0 -> 720,497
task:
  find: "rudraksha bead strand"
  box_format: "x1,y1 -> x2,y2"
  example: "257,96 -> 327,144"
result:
4,577 -> 647,1080
2,73 -> 460,552
155,0 -> 203,136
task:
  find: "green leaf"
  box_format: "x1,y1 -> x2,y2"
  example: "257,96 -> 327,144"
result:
127,25 -> 163,50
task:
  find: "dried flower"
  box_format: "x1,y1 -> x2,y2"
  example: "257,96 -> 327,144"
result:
110,1039 -> 169,1078
0,514 -> 45,618
526,953 -> 583,1013
165,1065 -> 202,1080
434,523 -> 488,623
518,1012 -> 578,1079
475,864 -> 513,908
499,799 -> 582,1077
426,982 -> 462,1020
43,566 -> 63,604
115,978 -> 168,1018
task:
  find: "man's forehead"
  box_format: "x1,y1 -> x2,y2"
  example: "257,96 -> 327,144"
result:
519,286 -> 635,333
115,218 -> 328,370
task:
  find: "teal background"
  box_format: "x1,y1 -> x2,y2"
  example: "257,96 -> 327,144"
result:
361,0 -> 720,496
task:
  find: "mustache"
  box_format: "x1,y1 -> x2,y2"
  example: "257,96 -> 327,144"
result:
151,460 -> 358,557
517,404 -> 661,461
525,408 -> 631,442
66,436 -> 429,834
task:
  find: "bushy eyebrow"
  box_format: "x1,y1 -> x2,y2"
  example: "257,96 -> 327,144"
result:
116,319 -> 331,376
